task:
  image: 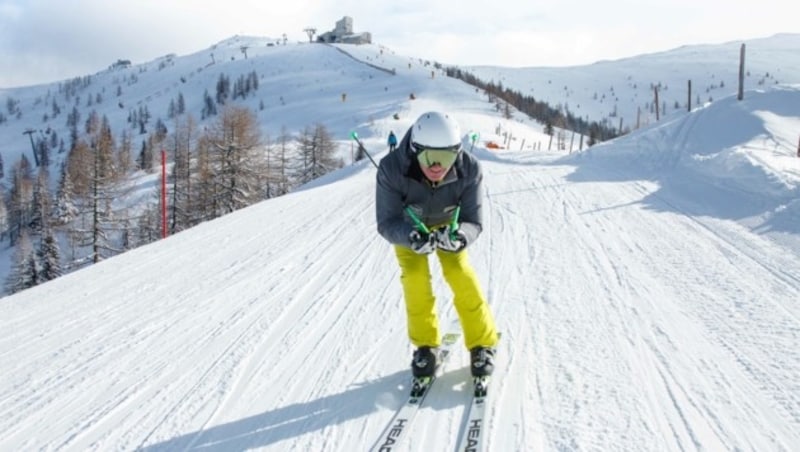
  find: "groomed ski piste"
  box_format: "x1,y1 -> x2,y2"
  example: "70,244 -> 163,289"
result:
1,39 -> 800,451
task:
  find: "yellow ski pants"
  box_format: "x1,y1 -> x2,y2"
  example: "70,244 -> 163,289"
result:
394,245 -> 498,350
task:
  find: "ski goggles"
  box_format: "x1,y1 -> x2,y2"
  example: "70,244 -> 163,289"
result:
413,143 -> 461,168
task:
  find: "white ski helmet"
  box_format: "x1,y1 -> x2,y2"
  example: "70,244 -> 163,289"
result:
410,111 -> 462,151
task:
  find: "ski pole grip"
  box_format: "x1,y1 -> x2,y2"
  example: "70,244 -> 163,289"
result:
405,207 -> 430,234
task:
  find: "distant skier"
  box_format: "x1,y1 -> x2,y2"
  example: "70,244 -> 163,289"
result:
387,130 -> 398,152
376,111 -> 498,379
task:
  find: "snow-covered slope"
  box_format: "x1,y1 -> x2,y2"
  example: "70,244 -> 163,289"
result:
467,33 -> 800,134
2,34 -> 799,293
0,38 -> 551,293
1,79 -> 799,450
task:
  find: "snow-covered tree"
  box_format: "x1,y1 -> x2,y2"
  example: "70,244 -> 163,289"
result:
37,226 -> 62,282
54,163 -> 79,225
293,123 -> 342,185
5,230 -> 38,294
0,186 -> 9,241
168,114 -> 197,233
202,105 -> 266,216
29,169 -> 52,235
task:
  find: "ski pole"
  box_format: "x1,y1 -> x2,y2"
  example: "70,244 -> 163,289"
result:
468,132 -> 479,153
404,207 -> 430,235
349,131 -> 379,169
449,205 -> 461,239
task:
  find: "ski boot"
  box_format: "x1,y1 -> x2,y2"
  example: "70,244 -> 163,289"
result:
470,346 -> 495,397
470,346 -> 495,377
410,346 -> 439,397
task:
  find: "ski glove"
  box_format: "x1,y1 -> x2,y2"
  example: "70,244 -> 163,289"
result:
435,226 -> 467,253
409,230 -> 436,255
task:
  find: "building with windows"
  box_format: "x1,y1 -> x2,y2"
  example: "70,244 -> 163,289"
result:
317,17 -> 371,44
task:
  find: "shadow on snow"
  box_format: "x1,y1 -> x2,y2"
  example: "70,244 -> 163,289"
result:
140,367 -> 472,451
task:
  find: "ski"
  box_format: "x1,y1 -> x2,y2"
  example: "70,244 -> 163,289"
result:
369,332 -> 461,452
456,333 -> 500,452
455,376 -> 492,452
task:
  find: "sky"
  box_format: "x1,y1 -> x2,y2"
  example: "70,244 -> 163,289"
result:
1,0 -> 796,88
1,39 -> 799,449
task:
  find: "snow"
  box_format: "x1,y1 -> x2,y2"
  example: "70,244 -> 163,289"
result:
1,35 -> 800,451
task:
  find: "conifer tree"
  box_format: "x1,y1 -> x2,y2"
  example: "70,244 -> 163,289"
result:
29,169 -> 51,235
5,230 -> 38,294
38,226 -> 62,281
67,120 -> 129,265
66,139 -> 93,196
54,163 -> 78,225
138,139 -> 154,172
169,114 -> 197,232
201,90 -> 217,119
190,135 -> 217,223
202,106 -> 266,215
293,123 -> 342,185
117,130 -> 133,175
269,127 -> 293,197
0,186 -> 8,241
177,92 -> 186,115
7,156 -> 34,245
96,115 -> 117,180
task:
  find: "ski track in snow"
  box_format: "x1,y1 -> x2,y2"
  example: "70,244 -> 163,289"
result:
480,154 -> 799,451
1,151 -> 799,451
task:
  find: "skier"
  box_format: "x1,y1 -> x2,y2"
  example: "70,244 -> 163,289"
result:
376,111 -> 498,380
387,130 -> 398,152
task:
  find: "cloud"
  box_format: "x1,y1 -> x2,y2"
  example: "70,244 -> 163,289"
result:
0,0 -> 327,86
0,0 -> 796,87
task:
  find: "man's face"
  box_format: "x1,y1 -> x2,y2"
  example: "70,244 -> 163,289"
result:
415,145 -> 459,182
420,162 -> 451,182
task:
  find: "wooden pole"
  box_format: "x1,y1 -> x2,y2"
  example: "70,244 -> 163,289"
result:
654,86 -> 660,121
688,80 -> 692,111
161,149 -> 167,239
738,44 -> 746,101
